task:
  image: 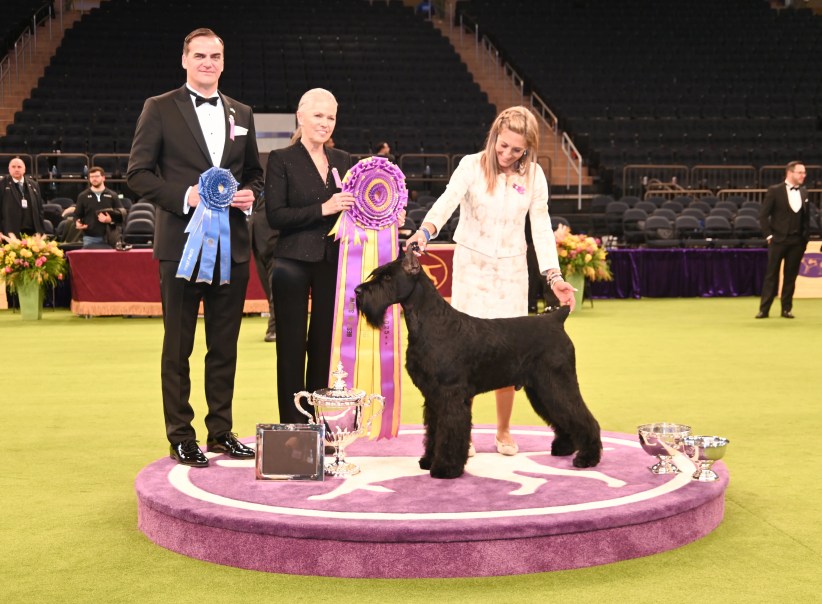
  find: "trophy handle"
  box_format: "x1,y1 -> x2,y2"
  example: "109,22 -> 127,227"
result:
361,394 -> 385,434
293,391 -> 316,424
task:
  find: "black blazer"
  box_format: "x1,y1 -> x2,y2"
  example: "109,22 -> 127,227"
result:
0,175 -> 45,236
759,182 -> 810,244
265,142 -> 352,263
126,85 -> 264,262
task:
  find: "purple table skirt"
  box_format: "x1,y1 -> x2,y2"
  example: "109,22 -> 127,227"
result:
589,247 -> 767,299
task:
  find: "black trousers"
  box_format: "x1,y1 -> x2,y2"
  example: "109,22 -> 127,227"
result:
271,256 -> 338,424
249,212 -> 278,333
158,259 -> 249,444
759,238 -> 806,314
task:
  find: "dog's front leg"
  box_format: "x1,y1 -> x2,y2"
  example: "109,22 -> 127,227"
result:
428,391 -> 471,479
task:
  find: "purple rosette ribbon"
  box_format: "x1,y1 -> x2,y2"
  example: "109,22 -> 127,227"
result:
329,156 -> 408,439
176,167 -> 237,284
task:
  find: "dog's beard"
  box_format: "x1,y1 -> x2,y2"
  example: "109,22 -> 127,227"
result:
356,285 -> 391,328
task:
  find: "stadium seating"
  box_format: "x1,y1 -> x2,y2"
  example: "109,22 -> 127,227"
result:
457,0 -> 822,191
0,0 -> 496,162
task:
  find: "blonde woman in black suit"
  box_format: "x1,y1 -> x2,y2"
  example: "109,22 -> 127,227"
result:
265,88 -> 356,423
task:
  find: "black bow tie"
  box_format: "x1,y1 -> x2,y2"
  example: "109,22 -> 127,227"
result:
790,186 -> 800,191
190,91 -> 218,107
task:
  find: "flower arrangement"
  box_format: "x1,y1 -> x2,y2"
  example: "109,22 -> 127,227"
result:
0,233 -> 67,292
556,230 -> 613,281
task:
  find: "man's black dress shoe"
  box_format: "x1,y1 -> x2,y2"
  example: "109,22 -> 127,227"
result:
207,432 -> 255,458
170,440 -> 209,467
264,330 -> 276,342
781,310 -> 795,319
755,311 -> 768,319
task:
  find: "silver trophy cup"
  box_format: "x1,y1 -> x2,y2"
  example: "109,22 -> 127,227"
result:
294,363 -> 384,477
637,422 -> 692,474
682,435 -> 730,481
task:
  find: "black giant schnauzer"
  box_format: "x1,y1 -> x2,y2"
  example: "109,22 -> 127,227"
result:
355,249 -> 602,479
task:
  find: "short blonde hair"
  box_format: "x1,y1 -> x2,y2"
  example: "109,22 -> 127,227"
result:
297,88 -> 337,111
479,106 -> 540,193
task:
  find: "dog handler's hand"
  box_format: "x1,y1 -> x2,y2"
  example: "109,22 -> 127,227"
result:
552,280 -> 577,312
404,231 -> 426,255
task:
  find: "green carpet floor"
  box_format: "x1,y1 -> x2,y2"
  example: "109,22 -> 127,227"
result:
1,298 -> 820,603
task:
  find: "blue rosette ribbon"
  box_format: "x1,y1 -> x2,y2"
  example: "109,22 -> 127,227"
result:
176,167 -> 238,284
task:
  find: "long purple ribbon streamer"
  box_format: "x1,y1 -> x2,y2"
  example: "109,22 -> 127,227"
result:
377,227 -> 397,439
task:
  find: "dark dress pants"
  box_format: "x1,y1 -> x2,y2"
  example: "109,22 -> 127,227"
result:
271,256 -> 337,424
250,213 -> 278,333
759,238 -> 806,314
159,259 -> 249,444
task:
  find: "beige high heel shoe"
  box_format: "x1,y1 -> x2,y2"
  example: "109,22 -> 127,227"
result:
495,437 -> 519,456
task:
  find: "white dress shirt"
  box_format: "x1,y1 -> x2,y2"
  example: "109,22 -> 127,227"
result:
183,86 -> 227,212
786,181 -> 802,213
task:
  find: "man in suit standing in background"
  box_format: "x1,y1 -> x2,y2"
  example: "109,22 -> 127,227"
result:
756,161 -> 811,319
127,28 -> 264,467
0,157 -> 46,237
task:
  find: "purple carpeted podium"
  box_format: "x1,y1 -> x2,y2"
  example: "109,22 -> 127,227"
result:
135,426 -> 728,578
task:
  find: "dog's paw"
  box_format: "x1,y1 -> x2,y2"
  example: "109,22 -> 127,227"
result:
418,456 -> 432,470
430,464 -> 464,479
572,452 -> 601,468
551,438 -> 576,457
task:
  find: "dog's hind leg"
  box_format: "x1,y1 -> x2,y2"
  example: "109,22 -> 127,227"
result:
419,400 -> 437,470
526,376 -> 602,468
524,385 -> 575,456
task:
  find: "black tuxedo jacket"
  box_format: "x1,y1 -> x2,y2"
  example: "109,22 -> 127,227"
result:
126,85 -> 263,262
265,142 -> 352,263
0,174 -> 45,236
759,182 -> 810,244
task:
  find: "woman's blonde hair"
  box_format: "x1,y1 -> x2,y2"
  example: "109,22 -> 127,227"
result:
294,88 -> 338,146
479,106 -> 539,193
297,88 -> 337,112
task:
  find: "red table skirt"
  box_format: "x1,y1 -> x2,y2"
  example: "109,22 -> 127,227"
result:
66,249 -> 268,316
66,246 -> 456,317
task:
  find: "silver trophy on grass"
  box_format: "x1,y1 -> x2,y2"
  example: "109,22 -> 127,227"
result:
637,422 -> 692,474
294,363 -> 384,477
682,435 -> 730,481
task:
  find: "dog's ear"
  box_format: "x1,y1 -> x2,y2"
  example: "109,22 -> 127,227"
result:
402,247 -> 421,275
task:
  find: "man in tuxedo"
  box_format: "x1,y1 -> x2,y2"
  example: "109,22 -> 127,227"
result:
0,157 -> 46,237
127,28 -> 264,467
756,161 -> 811,319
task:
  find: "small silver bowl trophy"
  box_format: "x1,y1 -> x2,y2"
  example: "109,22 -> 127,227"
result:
295,363 -> 384,478
682,435 -> 730,481
638,423 -> 729,481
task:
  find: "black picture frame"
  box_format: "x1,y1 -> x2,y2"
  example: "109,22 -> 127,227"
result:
255,423 -> 325,481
